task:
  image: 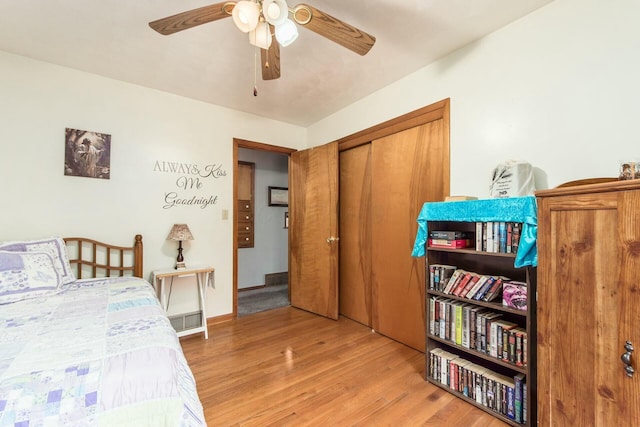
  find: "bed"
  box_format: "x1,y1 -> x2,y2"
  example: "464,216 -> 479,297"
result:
0,235 -> 206,426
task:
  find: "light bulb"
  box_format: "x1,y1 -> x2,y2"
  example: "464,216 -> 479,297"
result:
275,18 -> 298,47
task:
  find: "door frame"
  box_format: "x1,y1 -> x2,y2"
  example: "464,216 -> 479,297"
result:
334,98 -> 449,153
233,138 -> 296,318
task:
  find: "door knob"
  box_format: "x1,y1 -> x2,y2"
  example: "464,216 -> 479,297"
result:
326,236 -> 340,244
621,340 -> 635,378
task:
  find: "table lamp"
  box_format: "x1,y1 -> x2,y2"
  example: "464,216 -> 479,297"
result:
166,224 -> 194,270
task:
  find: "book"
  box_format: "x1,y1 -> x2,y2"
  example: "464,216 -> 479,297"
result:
513,327 -> 527,366
507,329 -> 517,364
465,274 -> 489,299
428,238 -> 473,249
440,299 -> 448,339
480,312 -> 502,353
461,304 -> 472,348
485,373 -> 497,410
502,280 -> 528,310
450,302 -> 457,343
490,320 -> 517,358
429,296 -> 439,335
514,373 -> 525,423
429,264 -> 436,290
469,307 -> 486,350
505,377 -> 516,419
473,275 -> 496,301
482,222 -> 488,251
482,276 -> 506,302
512,223 -> 521,253
458,273 -> 480,297
429,230 -> 473,240
523,383 -> 528,423
452,272 -> 478,297
443,269 -> 465,294
454,303 -> 469,345
451,271 -> 473,296
485,221 -> 494,253
438,265 -> 457,291
498,222 -> 507,253
444,195 -> 478,201
475,222 -> 483,251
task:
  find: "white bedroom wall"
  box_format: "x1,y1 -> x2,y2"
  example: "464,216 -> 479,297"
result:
307,0 -> 640,195
0,51 -> 305,318
237,148 -> 289,289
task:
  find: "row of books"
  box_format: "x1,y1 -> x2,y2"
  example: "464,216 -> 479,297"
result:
474,222 -> 522,254
429,296 -> 528,367
428,265 -> 508,303
429,348 -> 527,424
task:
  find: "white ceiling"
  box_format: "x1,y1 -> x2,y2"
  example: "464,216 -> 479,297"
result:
0,0 -> 552,127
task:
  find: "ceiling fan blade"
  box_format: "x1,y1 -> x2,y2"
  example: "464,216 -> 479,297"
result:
149,2 -> 235,35
261,31 -> 281,80
292,4 -> 375,56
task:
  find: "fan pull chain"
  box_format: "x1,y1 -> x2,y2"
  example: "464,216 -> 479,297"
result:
253,45 -> 258,96
264,23 -> 270,69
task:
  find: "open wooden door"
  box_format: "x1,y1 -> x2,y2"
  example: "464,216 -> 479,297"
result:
289,142 -> 339,319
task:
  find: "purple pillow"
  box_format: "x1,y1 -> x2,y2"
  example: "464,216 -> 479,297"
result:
0,250 -> 61,304
0,237 -> 75,284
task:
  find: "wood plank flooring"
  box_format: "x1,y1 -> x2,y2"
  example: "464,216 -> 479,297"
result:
180,307 -> 508,427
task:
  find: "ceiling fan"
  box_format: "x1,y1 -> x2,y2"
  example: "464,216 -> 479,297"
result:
149,1 -> 376,81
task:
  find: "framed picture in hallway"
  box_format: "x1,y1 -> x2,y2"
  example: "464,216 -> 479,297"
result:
268,186 -> 288,207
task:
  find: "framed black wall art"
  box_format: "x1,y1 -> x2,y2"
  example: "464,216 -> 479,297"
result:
268,186 -> 288,207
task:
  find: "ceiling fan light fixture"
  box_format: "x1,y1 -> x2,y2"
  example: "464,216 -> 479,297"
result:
262,0 -> 289,26
275,18 -> 298,47
232,1 -> 260,33
249,21 -> 273,50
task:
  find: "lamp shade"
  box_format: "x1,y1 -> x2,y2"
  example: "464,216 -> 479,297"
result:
262,0 -> 289,26
249,21 -> 273,50
166,224 -> 194,241
232,1 -> 260,33
275,18 -> 298,47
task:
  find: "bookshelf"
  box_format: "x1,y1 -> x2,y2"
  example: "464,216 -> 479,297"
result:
413,197 -> 537,426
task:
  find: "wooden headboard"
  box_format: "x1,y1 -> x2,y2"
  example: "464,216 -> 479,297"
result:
63,234 -> 143,279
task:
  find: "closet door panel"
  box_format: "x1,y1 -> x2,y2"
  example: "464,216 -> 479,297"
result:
370,120 -> 448,352
290,142 -> 339,320
339,144 -> 372,326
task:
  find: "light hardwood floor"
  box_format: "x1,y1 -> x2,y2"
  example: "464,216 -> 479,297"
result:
181,306 -> 508,427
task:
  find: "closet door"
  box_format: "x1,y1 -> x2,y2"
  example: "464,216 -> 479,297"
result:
289,142 -> 339,319
371,120 -> 448,352
339,144 -> 372,326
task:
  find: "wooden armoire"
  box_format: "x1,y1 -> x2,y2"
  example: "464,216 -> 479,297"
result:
536,179 -> 640,426
338,99 -> 450,352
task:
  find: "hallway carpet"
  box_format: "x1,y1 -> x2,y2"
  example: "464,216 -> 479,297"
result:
238,284 -> 289,317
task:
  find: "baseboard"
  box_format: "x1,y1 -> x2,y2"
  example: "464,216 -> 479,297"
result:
239,285 -> 266,292
265,271 -> 288,286
207,312 -> 234,327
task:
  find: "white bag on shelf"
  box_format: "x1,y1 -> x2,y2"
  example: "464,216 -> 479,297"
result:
489,160 -> 535,198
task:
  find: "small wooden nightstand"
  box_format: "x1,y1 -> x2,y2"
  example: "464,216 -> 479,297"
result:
152,266 -> 214,339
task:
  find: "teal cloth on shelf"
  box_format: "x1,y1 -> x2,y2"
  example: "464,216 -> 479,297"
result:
411,196 -> 537,268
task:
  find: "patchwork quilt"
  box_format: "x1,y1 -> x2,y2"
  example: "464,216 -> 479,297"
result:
0,277 -> 206,427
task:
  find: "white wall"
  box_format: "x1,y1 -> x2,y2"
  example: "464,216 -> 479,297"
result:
0,51 -> 305,318
307,0 -> 640,195
237,148 -> 289,289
